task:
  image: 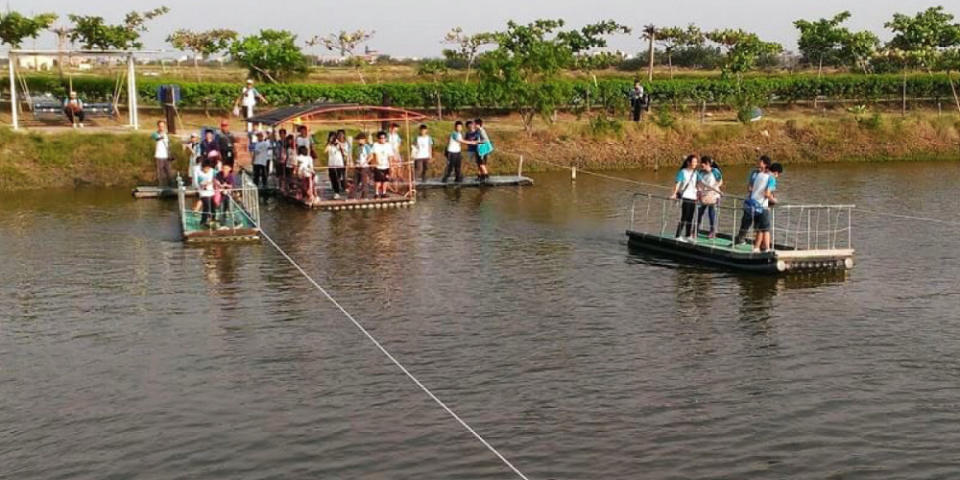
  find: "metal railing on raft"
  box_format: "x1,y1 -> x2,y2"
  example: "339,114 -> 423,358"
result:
628,192 -> 854,251
177,171 -> 261,233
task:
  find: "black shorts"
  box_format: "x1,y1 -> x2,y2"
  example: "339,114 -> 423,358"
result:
446,151 -> 462,163
754,210 -> 772,232
476,154 -> 488,166
374,168 -> 389,182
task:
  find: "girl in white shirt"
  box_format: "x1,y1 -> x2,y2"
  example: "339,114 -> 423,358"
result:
671,154 -> 700,241
295,145 -> 316,204
325,132 -> 346,199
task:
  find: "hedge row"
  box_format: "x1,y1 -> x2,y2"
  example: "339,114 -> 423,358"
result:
12,74 -> 959,111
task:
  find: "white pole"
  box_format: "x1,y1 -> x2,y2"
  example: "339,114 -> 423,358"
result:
517,155 -> 523,178
9,54 -> 19,130
127,54 -> 138,129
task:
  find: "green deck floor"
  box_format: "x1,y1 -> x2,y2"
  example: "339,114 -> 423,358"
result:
183,202 -> 257,233
658,233 -> 757,253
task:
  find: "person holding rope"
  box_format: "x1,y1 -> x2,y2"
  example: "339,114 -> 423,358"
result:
735,155 -> 771,246
672,154 -> 700,242
696,156 -> 724,238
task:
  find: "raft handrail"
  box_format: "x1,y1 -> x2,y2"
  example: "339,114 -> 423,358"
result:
629,192 -> 854,252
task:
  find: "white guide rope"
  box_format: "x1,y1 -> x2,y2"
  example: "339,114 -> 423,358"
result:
234,206 -> 531,480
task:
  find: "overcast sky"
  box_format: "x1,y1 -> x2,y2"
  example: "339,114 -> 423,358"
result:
11,0 -> 957,57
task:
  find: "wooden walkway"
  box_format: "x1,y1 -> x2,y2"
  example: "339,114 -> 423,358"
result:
415,175 -> 533,189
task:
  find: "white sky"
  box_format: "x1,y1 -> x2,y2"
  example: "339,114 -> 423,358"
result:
11,0 -> 957,57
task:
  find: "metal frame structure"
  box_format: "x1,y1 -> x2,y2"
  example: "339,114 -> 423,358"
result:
7,49 -> 159,130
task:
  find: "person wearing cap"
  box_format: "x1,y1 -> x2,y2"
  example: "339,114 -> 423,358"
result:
185,132 -> 202,177
63,91 -> 85,128
236,79 -> 267,132
216,120 -> 236,169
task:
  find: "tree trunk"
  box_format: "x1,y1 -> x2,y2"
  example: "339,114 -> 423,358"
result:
901,69 -> 907,116
668,52 -> 673,79
817,55 -> 823,79
193,56 -> 200,82
464,57 -> 473,85
948,70 -> 960,115
647,34 -> 655,82
436,90 -> 443,120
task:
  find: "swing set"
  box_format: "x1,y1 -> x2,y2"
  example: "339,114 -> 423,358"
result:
8,49 -> 157,130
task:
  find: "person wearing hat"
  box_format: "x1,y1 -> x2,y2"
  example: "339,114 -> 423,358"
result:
236,79 -> 267,132
63,91 -> 85,128
216,119 -> 236,169
185,132 -> 202,176
152,120 -> 172,187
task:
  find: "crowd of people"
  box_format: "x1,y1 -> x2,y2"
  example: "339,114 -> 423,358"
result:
672,153 -> 783,253
183,118 -> 495,207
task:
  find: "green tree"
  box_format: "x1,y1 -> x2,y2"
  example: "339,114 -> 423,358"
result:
307,29 -> 375,83
655,24 -> 704,78
229,29 -> 308,83
794,11 -> 853,77
69,7 -> 168,49
167,29 -> 238,79
417,59 -> 449,118
839,30 -> 881,73
641,24 -> 657,81
476,19 -> 629,131
706,29 -> 783,88
885,6 -> 959,71
442,27 -> 496,84
0,11 -> 57,48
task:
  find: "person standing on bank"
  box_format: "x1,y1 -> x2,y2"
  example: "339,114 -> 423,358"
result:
671,154 -> 700,241
629,81 -> 646,122
236,79 -> 267,132
217,120 -> 237,169
152,120 -> 172,187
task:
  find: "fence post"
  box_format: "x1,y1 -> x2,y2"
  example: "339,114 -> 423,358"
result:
518,155 -> 524,178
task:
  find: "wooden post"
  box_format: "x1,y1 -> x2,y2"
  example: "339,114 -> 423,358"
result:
571,165 -> 577,181
517,155 -> 524,178
164,85 -> 178,134
9,53 -> 18,130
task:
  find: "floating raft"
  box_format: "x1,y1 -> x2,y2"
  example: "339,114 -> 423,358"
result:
415,175 -> 534,189
181,202 -> 260,243
283,189 -> 416,211
626,230 -> 855,274
135,185 -> 277,199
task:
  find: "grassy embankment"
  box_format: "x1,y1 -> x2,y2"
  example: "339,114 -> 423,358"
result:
2,105 -> 958,192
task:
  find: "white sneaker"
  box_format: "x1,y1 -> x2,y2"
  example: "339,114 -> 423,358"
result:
676,236 -> 689,243
79,123 -> 84,128
72,124 -> 77,129
333,193 -> 341,200
687,236 -> 697,243
752,247 -> 761,253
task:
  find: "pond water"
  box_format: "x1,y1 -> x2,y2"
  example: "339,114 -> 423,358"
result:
2,161 -> 959,479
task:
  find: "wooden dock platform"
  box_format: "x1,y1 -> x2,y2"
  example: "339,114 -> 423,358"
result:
135,185 -> 277,199
283,189 -> 416,211
415,175 -> 533,189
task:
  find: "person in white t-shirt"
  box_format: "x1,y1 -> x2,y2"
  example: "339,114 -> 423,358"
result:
295,145 -> 316,205
413,124 -> 433,183
371,131 -> 395,198
151,121 -> 172,187
325,131 -> 347,199
236,79 -> 267,131
252,131 -> 272,189
671,154 -> 700,241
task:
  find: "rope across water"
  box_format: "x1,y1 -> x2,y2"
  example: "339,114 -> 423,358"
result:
230,204 -> 532,480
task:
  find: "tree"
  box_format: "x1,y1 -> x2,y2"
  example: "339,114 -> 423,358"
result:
229,29 -> 308,83
442,27 -> 495,84
307,29 -> 375,83
706,29 -> 783,88
794,11 -> 853,77
655,24 -> 704,78
0,11 -> 57,48
476,19 -> 630,131
839,30 -> 881,74
417,59 -> 448,119
641,25 -> 657,82
884,6 -> 960,114
69,7 -> 169,49
167,29 -> 238,79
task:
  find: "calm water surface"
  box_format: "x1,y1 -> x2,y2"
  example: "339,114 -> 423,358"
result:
2,161 -> 960,479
